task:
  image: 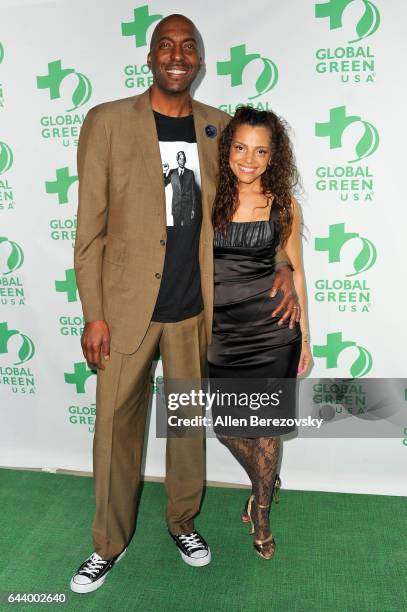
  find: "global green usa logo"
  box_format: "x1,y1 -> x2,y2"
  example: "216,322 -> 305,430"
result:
68,403 -> 96,433
314,224 -> 375,312
36,60 -> 92,111
316,106 -> 379,162
0,42 -> 4,64
314,2 -> 378,84
0,143 -> 15,211
59,315 -> 84,337
49,217 -> 77,246
314,106 -> 377,203
0,321 -> 35,365
121,6 -> 162,90
313,331 -> 372,376
55,268 -> 78,302
315,223 -> 376,276
64,361 -> 96,393
121,5 -> 162,47
0,237 -> 25,306
217,44 -> 278,101
315,0 -> 380,43
0,141 -> 13,175
64,363 -> 96,431
0,236 -> 24,274
46,167 -> 79,245
46,166 -> 78,204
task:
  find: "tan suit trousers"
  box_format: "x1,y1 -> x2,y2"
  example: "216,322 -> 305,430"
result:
92,311 -> 206,559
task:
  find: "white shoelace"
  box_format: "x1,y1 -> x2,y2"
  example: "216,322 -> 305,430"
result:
79,553 -> 108,577
178,533 -> 205,551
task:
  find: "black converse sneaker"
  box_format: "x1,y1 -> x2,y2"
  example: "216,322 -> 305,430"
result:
70,548 -> 126,594
169,530 -> 211,567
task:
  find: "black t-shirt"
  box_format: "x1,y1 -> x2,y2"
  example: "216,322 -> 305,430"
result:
151,111 -> 203,322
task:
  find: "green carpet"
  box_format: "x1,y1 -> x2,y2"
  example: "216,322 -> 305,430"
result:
0,469 -> 406,612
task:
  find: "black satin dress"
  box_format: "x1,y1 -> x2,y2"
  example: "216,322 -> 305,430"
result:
207,206 -> 302,437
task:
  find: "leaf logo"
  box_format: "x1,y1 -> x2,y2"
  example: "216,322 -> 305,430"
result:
350,120 -> 379,163
351,0 -> 380,43
16,334 -> 35,365
313,331 -> 373,377
0,42 -> 4,64
351,345 -> 372,377
348,236 -> 376,277
36,60 -> 92,112
316,106 -> 379,163
249,58 -> 279,100
315,223 -> 377,276
0,322 -> 35,365
0,141 -> 13,175
315,0 -> 380,43
67,72 -> 92,112
217,45 -> 278,99
0,237 -> 24,274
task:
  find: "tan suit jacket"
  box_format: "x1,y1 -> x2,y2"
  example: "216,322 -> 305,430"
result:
74,89 -> 230,354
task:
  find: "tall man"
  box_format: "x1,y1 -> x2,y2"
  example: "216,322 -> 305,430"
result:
70,14 -> 300,593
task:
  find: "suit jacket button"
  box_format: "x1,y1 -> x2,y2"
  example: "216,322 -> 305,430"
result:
160,240 -> 166,246
155,272 -> 161,279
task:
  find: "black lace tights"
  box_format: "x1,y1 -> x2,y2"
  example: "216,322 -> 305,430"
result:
218,435 -> 280,540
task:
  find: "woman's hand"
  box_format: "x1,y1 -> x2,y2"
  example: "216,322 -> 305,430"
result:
298,340 -> 313,376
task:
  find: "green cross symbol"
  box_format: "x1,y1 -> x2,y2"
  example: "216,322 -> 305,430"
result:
64,361 -> 95,394
0,321 -> 18,355
36,60 -> 75,99
217,44 -> 261,87
45,167 -> 78,204
313,332 -> 355,368
55,269 -> 78,302
121,5 -> 163,48
315,106 -> 360,149
315,0 -> 354,29
315,223 -> 358,263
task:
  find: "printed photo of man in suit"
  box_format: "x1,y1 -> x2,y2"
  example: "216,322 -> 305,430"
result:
163,151 -> 200,226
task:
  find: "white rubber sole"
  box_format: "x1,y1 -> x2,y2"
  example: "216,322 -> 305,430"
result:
179,547 -> 211,567
70,548 -> 127,594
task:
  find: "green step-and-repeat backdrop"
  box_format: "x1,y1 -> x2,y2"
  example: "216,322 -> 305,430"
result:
1,0 -> 406,495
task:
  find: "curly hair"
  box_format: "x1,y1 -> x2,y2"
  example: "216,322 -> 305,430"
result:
212,106 -> 299,246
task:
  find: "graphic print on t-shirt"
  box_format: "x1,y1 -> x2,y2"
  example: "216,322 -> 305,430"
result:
159,141 -> 201,227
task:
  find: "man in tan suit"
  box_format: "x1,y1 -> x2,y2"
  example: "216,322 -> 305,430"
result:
70,14 -> 300,593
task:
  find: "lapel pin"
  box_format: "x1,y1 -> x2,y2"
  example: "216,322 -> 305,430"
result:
205,124 -> 217,138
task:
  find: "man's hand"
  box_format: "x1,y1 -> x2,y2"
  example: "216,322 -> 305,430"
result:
81,320 -> 110,370
270,266 -> 301,328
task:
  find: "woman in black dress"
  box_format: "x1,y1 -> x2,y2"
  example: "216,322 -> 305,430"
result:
208,106 -> 312,559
